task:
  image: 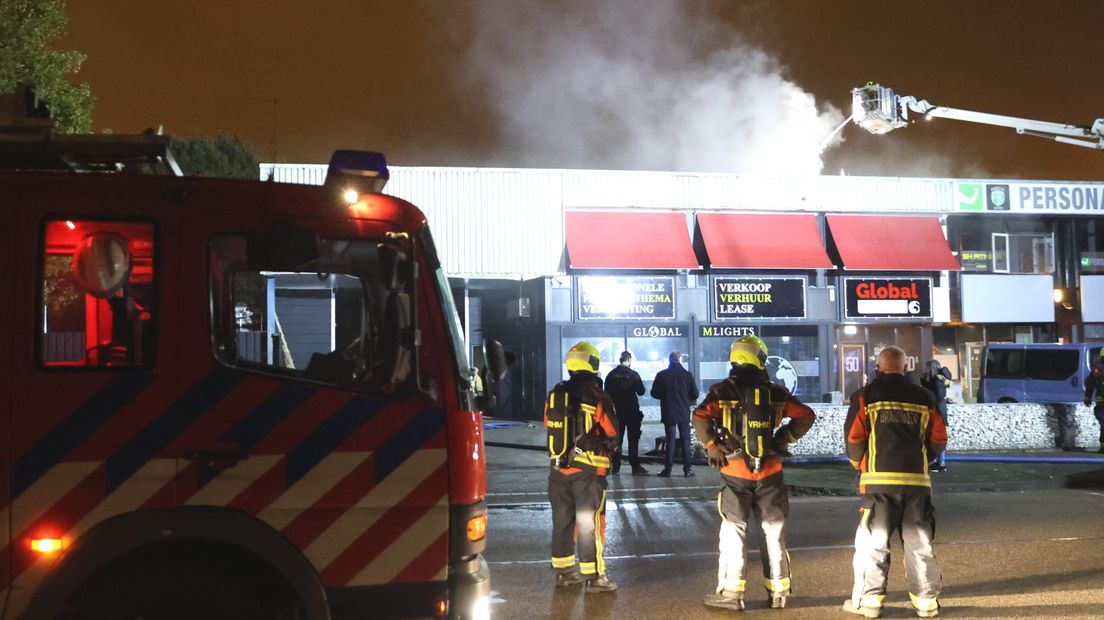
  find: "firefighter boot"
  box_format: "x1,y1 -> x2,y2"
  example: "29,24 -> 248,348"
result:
555,571 -> 583,587
843,599 -> 882,618
770,593 -> 787,609
584,574 -> 618,593
704,589 -> 745,611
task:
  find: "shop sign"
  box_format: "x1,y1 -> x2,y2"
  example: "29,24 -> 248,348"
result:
712,276 -> 806,320
630,325 -> 684,337
960,249 -> 992,271
699,325 -> 757,338
1080,252 -> 1104,273
843,277 -> 932,320
955,180 -> 1104,213
576,276 -> 675,320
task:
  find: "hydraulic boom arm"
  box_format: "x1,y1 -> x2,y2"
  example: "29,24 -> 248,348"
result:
851,82 -> 1104,150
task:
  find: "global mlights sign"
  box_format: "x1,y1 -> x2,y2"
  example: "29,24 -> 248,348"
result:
843,277 -> 932,320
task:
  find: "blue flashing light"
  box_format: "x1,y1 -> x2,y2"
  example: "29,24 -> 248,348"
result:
324,150 -> 390,198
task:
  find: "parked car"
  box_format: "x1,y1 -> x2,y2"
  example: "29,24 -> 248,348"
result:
979,343 -> 1102,403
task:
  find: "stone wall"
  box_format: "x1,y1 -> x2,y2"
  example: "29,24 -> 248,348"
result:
644,403 -> 1103,456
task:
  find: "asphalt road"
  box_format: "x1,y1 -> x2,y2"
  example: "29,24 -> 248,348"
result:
483,450 -> 1104,619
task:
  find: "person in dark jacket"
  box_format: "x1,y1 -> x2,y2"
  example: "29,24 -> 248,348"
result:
651,350 -> 700,477
920,360 -> 952,471
1082,349 -> 1104,453
605,351 -> 648,475
843,346 -> 947,619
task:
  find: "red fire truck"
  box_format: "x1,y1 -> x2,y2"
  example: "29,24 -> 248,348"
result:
0,100 -> 497,619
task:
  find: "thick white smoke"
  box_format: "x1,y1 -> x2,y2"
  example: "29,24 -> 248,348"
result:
457,0 -> 845,175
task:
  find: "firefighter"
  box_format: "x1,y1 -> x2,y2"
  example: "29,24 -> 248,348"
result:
843,346 -> 947,619
1082,348 -> 1104,453
545,341 -> 620,592
692,335 -> 816,611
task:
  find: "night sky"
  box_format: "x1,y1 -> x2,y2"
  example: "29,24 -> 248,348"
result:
62,0 -> 1104,181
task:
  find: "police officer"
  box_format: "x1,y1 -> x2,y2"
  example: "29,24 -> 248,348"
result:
1083,349 -> 1104,453
844,346 -> 947,619
545,342 -> 620,592
692,335 -> 816,611
605,351 -> 647,475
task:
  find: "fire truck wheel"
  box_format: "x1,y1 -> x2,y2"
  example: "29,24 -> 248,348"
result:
57,539 -> 304,620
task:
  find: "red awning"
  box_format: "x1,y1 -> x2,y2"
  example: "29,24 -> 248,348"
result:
697,213 -> 833,269
565,210 -> 699,269
826,215 -> 961,271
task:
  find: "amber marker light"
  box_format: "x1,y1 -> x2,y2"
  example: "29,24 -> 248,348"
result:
30,538 -> 63,554
467,513 -> 487,542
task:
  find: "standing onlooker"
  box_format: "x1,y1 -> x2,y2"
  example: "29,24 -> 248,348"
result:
651,350 -> 699,478
1083,349 -> 1104,453
545,342 -> 620,592
843,346 -> 947,619
605,351 -> 648,475
920,360 -> 953,471
693,336 -> 816,611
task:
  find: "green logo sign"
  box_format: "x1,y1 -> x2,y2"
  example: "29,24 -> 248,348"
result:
956,183 -> 983,210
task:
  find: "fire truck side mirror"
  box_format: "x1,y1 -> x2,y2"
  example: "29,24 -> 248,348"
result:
247,220 -> 318,269
377,242 -> 410,292
474,339 -> 507,413
483,339 -> 507,383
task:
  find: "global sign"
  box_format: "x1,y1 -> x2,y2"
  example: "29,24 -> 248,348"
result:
712,276 -> 806,320
630,325 -> 685,337
843,277 -> 932,320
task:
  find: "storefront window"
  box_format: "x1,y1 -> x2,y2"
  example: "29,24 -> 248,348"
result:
560,325 -> 624,381
697,325 -> 819,400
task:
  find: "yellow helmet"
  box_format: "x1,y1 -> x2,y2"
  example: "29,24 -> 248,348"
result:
729,335 -> 768,369
566,341 -> 601,373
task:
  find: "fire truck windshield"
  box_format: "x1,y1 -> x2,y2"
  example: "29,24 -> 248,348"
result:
209,233 -> 415,391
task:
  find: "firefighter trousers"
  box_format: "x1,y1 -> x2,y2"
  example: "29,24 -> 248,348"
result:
548,468 -> 608,576
715,472 -> 791,596
851,492 -> 941,613
1093,405 -> 1104,444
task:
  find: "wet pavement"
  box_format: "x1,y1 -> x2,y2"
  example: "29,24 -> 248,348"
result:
483,419 -> 1104,619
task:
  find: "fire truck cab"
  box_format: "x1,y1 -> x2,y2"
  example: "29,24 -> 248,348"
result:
0,114 -> 496,619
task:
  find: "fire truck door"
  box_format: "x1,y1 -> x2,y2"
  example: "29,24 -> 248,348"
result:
180,215 -> 453,594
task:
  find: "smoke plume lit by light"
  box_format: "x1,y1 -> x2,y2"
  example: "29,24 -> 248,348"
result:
455,0 -> 845,175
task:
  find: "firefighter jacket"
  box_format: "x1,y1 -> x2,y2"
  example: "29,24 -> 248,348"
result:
544,372 -> 620,475
845,372 -> 948,494
1084,365 -> 1104,405
692,365 -> 816,482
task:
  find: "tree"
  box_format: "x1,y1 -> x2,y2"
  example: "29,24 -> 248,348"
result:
0,0 -> 94,133
171,133 -> 263,179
